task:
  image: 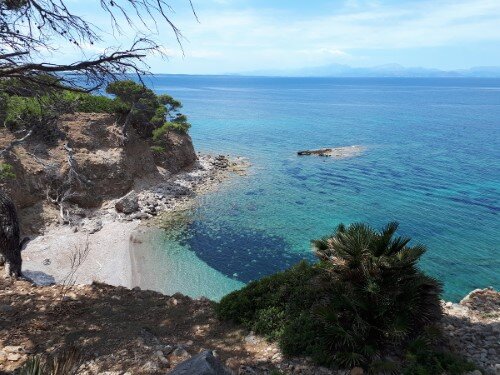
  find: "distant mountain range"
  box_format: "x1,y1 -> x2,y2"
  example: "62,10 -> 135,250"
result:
239,64 -> 500,78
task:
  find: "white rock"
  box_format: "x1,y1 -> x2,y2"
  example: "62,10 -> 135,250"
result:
2,346 -> 23,353
7,353 -> 21,361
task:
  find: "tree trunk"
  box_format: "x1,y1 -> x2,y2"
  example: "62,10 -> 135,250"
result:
0,190 -> 22,277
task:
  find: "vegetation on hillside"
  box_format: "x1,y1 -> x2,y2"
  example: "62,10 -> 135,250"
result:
19,347 -> 82,375
0,79 -> 190,149
106,80 -> 191,139
217,222 -> 475,373
0,163 -> 16,180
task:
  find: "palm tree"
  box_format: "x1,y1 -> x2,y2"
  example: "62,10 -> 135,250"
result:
311,222 -> 443,367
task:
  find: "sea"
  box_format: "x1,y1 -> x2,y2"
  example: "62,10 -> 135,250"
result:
130,75 -> 500,302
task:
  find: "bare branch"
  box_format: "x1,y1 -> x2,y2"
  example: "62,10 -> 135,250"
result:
0,129 -> 34,158
1,0 -> 195,92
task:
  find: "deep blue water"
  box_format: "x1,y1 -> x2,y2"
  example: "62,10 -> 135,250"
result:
141,76 -> 499,301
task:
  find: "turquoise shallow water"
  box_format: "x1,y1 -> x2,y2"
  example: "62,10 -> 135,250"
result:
139,76 -> 499,302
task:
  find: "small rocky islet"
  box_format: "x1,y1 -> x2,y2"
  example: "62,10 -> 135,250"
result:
297,145 -> 366,159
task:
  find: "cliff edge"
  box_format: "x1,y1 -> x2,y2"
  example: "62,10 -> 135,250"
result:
0,112 -> 197,234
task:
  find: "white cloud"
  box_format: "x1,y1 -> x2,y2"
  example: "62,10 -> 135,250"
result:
36,0 -> 500,73
167,0 -> 500,54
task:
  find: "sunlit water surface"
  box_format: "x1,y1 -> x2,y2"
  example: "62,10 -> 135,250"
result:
131,76 -> 500,302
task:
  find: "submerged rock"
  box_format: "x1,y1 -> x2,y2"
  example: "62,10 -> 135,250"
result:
169,350 -> 233,375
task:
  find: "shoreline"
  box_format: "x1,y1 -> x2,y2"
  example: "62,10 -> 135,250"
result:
22,154 -> 250,288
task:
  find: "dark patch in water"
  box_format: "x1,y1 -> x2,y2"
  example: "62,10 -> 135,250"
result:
245,188 -> 265,196
180,221 -> 310,283
448,197 -> 499,213
329,182 -> 343,187
285,166 -> 303,175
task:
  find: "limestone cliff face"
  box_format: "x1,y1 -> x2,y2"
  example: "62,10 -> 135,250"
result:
0,113 -> 197,232
152,130 -> 198,174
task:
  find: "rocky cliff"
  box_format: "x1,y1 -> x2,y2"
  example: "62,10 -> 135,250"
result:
0,113 -> 197,233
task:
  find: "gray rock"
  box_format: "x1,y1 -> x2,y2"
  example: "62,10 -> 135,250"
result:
141,361 -> 159,372
172,346 -> 189,359
115,191 -> 139,214
80,218 -> 103,234
155,350 -> 170,366
244,333 -> 260,345
0,304 -> 14,313
130,212 -> 150,220
169,350 -> 233,375
7,353 -> 22,361
157,344 -> 174,355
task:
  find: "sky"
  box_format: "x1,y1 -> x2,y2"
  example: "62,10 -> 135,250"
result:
56,0 -> 500,74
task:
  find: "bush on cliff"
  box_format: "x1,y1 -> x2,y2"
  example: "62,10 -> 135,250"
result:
0,79 -> 113,136
0,163 -> 16,180
1,79 -> 189,143
63,91 -> 118,114
106,80 -> 191,139
217,222 -> 443,369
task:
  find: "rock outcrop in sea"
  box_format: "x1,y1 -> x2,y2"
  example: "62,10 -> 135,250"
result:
297,145 -> 366,159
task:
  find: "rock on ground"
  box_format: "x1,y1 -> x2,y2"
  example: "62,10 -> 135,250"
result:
115,191 -> 139,214
169,350 -> 233,375
442,288 -> 500,375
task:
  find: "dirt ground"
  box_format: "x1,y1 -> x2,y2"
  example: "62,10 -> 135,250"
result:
1,272 -> 498,375
0,273 -> 328,375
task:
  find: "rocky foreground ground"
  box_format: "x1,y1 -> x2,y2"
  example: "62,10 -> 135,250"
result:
0,276 -> 498,375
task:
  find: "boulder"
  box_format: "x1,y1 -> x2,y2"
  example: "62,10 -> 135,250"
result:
169,350 -> 233,375
80,218 -> 103,234
115,191 -> 139,214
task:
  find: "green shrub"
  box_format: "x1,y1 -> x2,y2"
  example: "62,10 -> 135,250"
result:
19,346 -> 82,375
150,145 -> 166,153
311,222 -> 443,367
217,261 -> 322,328
0,86 -> 116,133
62,92 -> 117,113
3,95 -> 44,131
105,80 -> 190,138
152,121 -> 191,142
0,79 -> 189,143
0,163 -> 16,180
217,261 -> 330,361
402,333 -> 477,374
0,85 -> 73,142
217,222 -> 444,368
